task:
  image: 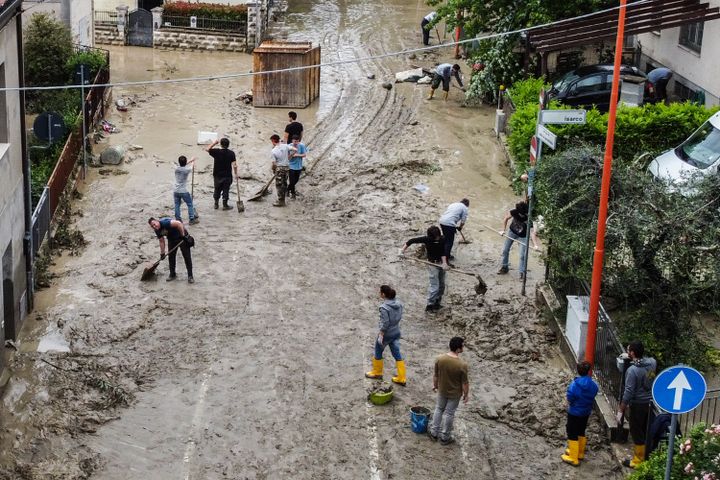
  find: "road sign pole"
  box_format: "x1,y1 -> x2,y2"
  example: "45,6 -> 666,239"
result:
664,414 -> 678,480
80,64 -> 87,177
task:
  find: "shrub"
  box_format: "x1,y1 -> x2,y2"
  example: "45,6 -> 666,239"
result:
66,50 -> 108,82
163,2 -> 248,21
507,76 -> 549,109
629,423 -> 720,480
24,13 -> 73,88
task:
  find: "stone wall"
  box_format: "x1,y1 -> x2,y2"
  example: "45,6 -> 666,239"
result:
95,24 -> 125,46
153,28 -> 247,52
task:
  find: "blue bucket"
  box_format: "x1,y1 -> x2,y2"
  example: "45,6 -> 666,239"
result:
410,406 -> 431,433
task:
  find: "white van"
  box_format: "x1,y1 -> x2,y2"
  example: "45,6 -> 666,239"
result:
648,111 -> 720,186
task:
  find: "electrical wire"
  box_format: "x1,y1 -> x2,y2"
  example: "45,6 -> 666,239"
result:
0,0 -> 651,93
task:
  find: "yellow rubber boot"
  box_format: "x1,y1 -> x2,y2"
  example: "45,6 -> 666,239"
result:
443,91 -> 449,101
392,360 -> 406,386
578,436 -> 587,460
625,444 -> 645,468
561,440 -> 579,466
365,358 -> 383,379
427,89 -> 435,100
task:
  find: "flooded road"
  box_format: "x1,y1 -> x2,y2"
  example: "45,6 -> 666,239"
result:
0,0 -> 622,479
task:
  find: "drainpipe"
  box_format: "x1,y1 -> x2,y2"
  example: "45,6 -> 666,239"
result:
17,9 -> 33,311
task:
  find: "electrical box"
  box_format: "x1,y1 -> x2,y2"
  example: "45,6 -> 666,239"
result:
565,295 -> 589,361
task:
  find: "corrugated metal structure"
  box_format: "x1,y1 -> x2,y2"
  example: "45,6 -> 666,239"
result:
252,41 -> 320,108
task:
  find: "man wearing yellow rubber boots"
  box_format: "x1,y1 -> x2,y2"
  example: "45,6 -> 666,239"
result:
427,63 -> 464,101
617,341 -> 657,468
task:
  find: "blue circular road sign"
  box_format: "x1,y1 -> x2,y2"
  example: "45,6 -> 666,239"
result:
652,366 -> 707,414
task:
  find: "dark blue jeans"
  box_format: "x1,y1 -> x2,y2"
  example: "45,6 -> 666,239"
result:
374,336 -> 402,361
440,224 -> 456,258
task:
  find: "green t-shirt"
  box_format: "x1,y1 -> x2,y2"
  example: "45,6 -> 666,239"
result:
435,354 -> 469,399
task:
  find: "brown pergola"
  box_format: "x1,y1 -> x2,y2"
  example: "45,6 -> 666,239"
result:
527,0 -> 720,72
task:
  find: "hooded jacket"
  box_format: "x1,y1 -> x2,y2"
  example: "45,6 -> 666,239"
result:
567,375 -> 599,417
622,357 -> 657,404
378,299 -> 403,340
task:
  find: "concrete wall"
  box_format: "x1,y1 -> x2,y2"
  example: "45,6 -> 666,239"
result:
95,0 -> 137,12
23,0 -> 94,46
0,19 -> 28,344
636,4 -> 720,107
153,28 -> 247,52
95,23 -> 125,45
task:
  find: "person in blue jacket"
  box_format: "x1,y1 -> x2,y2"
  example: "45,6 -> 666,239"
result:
562,361 -> 598,466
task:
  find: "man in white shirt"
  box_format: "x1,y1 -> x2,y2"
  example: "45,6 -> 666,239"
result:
421,11 -> 437,46
173,155 -> 199,225
269,134 -> 297,207
438,198 -> 469,264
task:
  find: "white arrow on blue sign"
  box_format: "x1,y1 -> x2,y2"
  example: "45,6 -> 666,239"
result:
652,366 -> 707,414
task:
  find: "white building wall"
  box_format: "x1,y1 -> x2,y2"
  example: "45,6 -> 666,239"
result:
94,0 -> 137,12
637,4 -> 720,107
0,18 -> 28,342
23,0 -> 95,46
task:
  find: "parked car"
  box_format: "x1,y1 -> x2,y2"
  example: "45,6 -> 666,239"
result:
648,111 -> 720,187
548,64 -> 655,112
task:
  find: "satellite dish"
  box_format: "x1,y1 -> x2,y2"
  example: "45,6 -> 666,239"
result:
33,112 -> 67,143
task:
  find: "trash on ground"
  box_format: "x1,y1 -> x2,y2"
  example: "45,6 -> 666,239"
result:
417,75 -> 432,85
235,91 -> 253,104
100,145 -> 125,165
100,120 -> 118,133
395,68 -> 424,83
413,183 -> 430,194
381,82 -> 393,90
128,144 -> 143,151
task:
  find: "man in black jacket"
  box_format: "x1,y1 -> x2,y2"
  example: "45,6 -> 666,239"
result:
401,226 -> 449,311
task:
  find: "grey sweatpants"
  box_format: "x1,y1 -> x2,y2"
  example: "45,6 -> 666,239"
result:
430,394 -> 460,441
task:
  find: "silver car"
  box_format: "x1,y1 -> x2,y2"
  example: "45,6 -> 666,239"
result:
648,111 -> 720,187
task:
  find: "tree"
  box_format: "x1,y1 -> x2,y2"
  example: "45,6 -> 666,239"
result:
427,0 -> 614,100
24,13 -> 73,88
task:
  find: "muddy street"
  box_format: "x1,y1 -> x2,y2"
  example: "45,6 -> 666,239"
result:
0,0 -> 624,478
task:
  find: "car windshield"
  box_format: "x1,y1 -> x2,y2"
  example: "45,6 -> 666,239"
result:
676,122 -> 720,169
552,71 -> 580,92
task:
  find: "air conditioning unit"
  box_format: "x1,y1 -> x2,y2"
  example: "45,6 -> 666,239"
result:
565,295 -> 589,361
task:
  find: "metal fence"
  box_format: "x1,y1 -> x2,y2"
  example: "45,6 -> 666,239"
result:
160,15 -> 247,33
94,10 -> 119,25
161,15 -> 247,34
30,187 -> 50,257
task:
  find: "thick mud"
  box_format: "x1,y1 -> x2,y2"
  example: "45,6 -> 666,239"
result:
0,0 -> 624,478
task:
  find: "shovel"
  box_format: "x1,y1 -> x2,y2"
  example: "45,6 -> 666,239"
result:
480,223 -> 539,250
235,178 -> 245,212
191,163 -> 199,219
610,414 -> 630,443
402,256 -> 487,295
458,229 -> 472,244
140,241 -> 184,281
247,173 -> 277,202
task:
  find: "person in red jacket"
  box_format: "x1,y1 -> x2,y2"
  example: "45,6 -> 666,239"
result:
562,361 -> 599,466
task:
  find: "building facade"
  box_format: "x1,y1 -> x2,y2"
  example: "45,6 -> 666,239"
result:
22,0 -> 95,46
0,0 -> 30,349
636,2 -> 720,107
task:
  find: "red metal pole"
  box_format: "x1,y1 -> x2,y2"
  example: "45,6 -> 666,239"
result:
584,0 -> 627,366
454,10 -> 462,58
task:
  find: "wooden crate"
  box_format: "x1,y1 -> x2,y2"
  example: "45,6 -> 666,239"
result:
252,41 -> 320,108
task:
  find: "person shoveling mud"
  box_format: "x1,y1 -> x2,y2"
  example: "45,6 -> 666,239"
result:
427,63 -> 464,101
147,217 -> 194,283
400,226 -> 449,312
438,198 -> 469,265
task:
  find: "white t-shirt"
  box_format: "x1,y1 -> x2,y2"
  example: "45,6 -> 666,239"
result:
439,202 -> 469,227
271,144 -> 291,167
174,165 -> 192,194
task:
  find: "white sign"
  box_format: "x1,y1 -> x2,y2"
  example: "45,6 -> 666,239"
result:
536,124 -> 557,150
540,109 -> 587,125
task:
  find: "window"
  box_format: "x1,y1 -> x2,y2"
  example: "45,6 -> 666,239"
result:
679,22 -> 704,53
572,75 -> 604,94
674,81 -> 696,102
0,63 -> 6,143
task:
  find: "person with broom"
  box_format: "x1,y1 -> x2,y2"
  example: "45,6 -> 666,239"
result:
364,285 -> 406,386
148,217 -> 194,283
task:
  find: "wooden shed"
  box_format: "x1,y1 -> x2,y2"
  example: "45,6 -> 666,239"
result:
252,41 -> 321,108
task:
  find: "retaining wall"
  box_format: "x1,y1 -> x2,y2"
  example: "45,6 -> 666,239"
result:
153,28 -> 247,52
95,24 -> 124,45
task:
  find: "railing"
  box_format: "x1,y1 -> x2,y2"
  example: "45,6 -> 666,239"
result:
31,187 -> 50,257
94,10 -> 118,25
679,389 -> 720,433
160,15 -> 247,33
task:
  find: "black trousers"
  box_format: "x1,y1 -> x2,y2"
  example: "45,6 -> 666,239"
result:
440,224 -> 456,258
213,176 -> 232,203
566,413 -> 590,440
288,169 -> 301,194
629,402 -> 654,447
421,18 -> 431,45
168,237 -> 192,277
655,78 -> 669,102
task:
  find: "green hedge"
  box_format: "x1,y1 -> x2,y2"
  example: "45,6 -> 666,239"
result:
163,2 -> 248,21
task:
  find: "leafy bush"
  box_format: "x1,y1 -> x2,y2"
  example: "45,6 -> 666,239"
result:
630,423 -> 720,480
66,50 -> 108,82
24,13 -> 73,88
163,1 -> 248,21
507,77 -> 550,109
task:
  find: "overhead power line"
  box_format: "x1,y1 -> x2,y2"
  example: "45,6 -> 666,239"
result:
0,0 -> 651,93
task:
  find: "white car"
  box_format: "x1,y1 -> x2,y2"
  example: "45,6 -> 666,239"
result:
648,111 -> 720,187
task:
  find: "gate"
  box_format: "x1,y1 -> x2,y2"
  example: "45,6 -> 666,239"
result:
127,9 -> 153,47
